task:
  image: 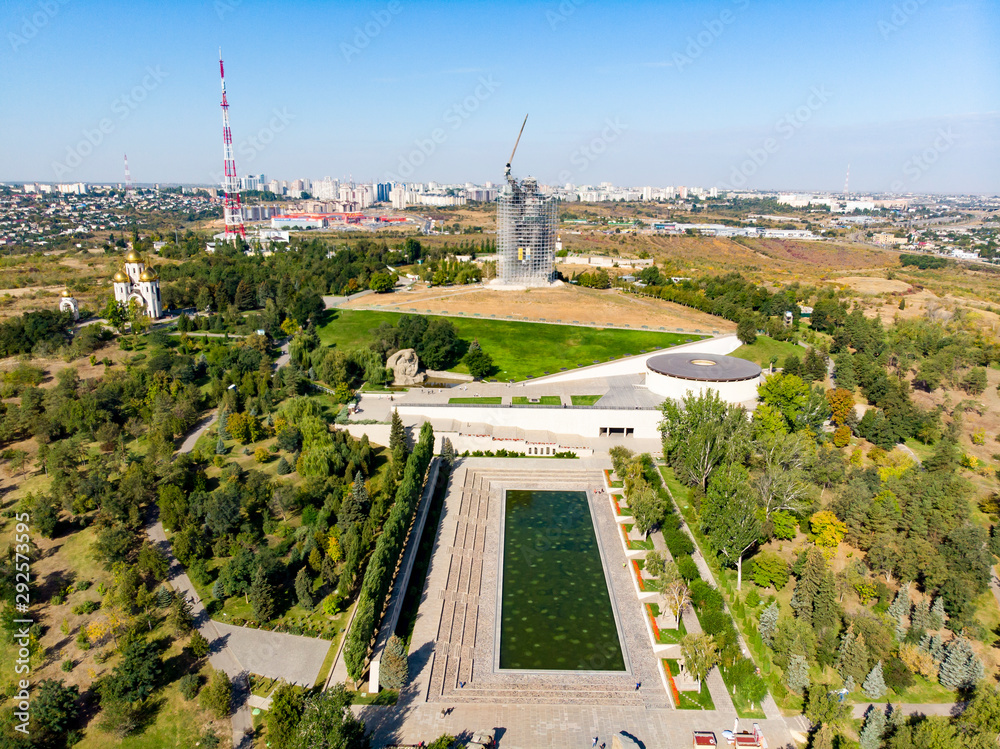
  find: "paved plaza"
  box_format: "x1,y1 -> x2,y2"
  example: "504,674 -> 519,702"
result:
362,458 -> 797,748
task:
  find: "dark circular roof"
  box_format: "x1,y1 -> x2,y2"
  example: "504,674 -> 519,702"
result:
646,352 -> 761,382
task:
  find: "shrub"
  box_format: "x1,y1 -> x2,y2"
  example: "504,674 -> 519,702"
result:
72,600 -> 99,615
254,447 -> 269,463
749,551 -> 789,590
676,555 -> 700,582
179,674 -> 201,700
60,659 -> 73,672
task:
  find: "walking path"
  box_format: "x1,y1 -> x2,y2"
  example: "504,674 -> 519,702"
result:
653,469 -> 784,722
158,339 -> 328,748
851,702 -> 963,719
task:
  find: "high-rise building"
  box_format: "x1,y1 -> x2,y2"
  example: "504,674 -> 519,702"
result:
496,175 -> 557,287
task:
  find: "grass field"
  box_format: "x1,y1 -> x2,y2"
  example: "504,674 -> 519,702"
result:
317,309 -> 702,382
570,394 -> 603,406
512,395 -> 562,405
730,336 -> 802,367
448,396 -> 502,404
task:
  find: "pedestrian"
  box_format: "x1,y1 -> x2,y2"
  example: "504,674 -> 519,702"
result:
592,738 -> 598,747
635,682 -> 641,690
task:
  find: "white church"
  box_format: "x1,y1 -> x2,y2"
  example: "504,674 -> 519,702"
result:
112,249 -> 162,318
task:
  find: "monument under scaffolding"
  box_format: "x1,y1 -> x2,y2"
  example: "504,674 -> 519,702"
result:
493,114 -> 558,288
496,175 -> 557,286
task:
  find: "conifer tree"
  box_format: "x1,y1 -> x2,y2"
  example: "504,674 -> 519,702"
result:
862,661 -> 886,700
248,566 -> 275,623
887,583 -> 910,622
441,437 -> 455,467
859,706 -> 886,749
216,434 -> 226,455
938,637 -> 982,690
910,597 -> 930,632
217,408 -> 229,440
928,597 -> 945,630
759,601 -> 779,647
843,675 -> 855,694
837,630 -> 870,685
276,456 -> 291,475
380,634 -> 409,690
156,586 -> 173,608
295,567 -> 314,611
785,654 -> 810,694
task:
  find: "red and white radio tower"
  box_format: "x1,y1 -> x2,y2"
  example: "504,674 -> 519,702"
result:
123,153 -> 134,200
219,50 -> 246,241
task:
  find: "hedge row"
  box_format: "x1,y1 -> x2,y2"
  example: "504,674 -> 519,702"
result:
344,422 -> 435,680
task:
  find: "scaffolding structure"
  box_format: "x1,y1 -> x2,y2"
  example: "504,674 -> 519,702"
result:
496,176 -> 557,286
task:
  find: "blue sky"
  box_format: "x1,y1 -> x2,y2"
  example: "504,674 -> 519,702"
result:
1,0 -> 997,192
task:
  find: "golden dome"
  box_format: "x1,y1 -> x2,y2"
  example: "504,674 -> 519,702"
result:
124,249 -> 142,263
139,268 -> 158,282
61,288 -> 72,297
113,270 -> 128,283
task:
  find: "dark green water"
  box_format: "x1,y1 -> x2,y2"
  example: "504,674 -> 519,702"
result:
499,490 -> 625,670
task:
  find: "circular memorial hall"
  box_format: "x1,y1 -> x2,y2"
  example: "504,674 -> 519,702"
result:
644,352 -> 762,403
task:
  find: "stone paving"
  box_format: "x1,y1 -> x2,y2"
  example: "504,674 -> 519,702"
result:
369,457 -> 798,748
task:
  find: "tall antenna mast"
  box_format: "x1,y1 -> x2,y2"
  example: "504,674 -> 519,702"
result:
123,154 -> 134,201
505,114 -> 528,181
219,50 -> 246,241
843,163 -> 850,198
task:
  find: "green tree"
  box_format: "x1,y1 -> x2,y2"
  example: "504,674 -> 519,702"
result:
249,566 -> 276,622
736,317 -> 757,345
200,669 -> 232,718
295,567 -> 314,611
266,682 -> 305,749
784,653 -> 809,694
290,685 -> 369,749
750,551 -> 790,590
189,630 -> 210,659
369,272 -> 394,293
463,349 -> 495,379
99,637 -> 162,706
379,634 -> 409,690
703,462 -> 759,590
32,678 -> 79,744
680,633 -> 719,686
862,661 -> 887,700
102,297 -> 127,334
859,706 -> 886,749
759,601 -> 779,647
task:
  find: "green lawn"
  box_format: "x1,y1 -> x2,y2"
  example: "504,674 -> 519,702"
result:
316,309 -> 701,381
448,396 -> 502,404
665,659 -> 715,710
512,395 -> 562,405
730,336 -> 802,367
570,394 -> 603,406
720,663 -> 767,718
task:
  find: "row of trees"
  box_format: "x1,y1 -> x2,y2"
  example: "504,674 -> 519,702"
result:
344,421 -> 434,681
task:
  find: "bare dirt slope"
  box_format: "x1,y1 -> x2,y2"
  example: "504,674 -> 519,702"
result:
345,283 -> 735,332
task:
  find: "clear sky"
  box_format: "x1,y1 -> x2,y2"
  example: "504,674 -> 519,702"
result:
1,0 -> 997,193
